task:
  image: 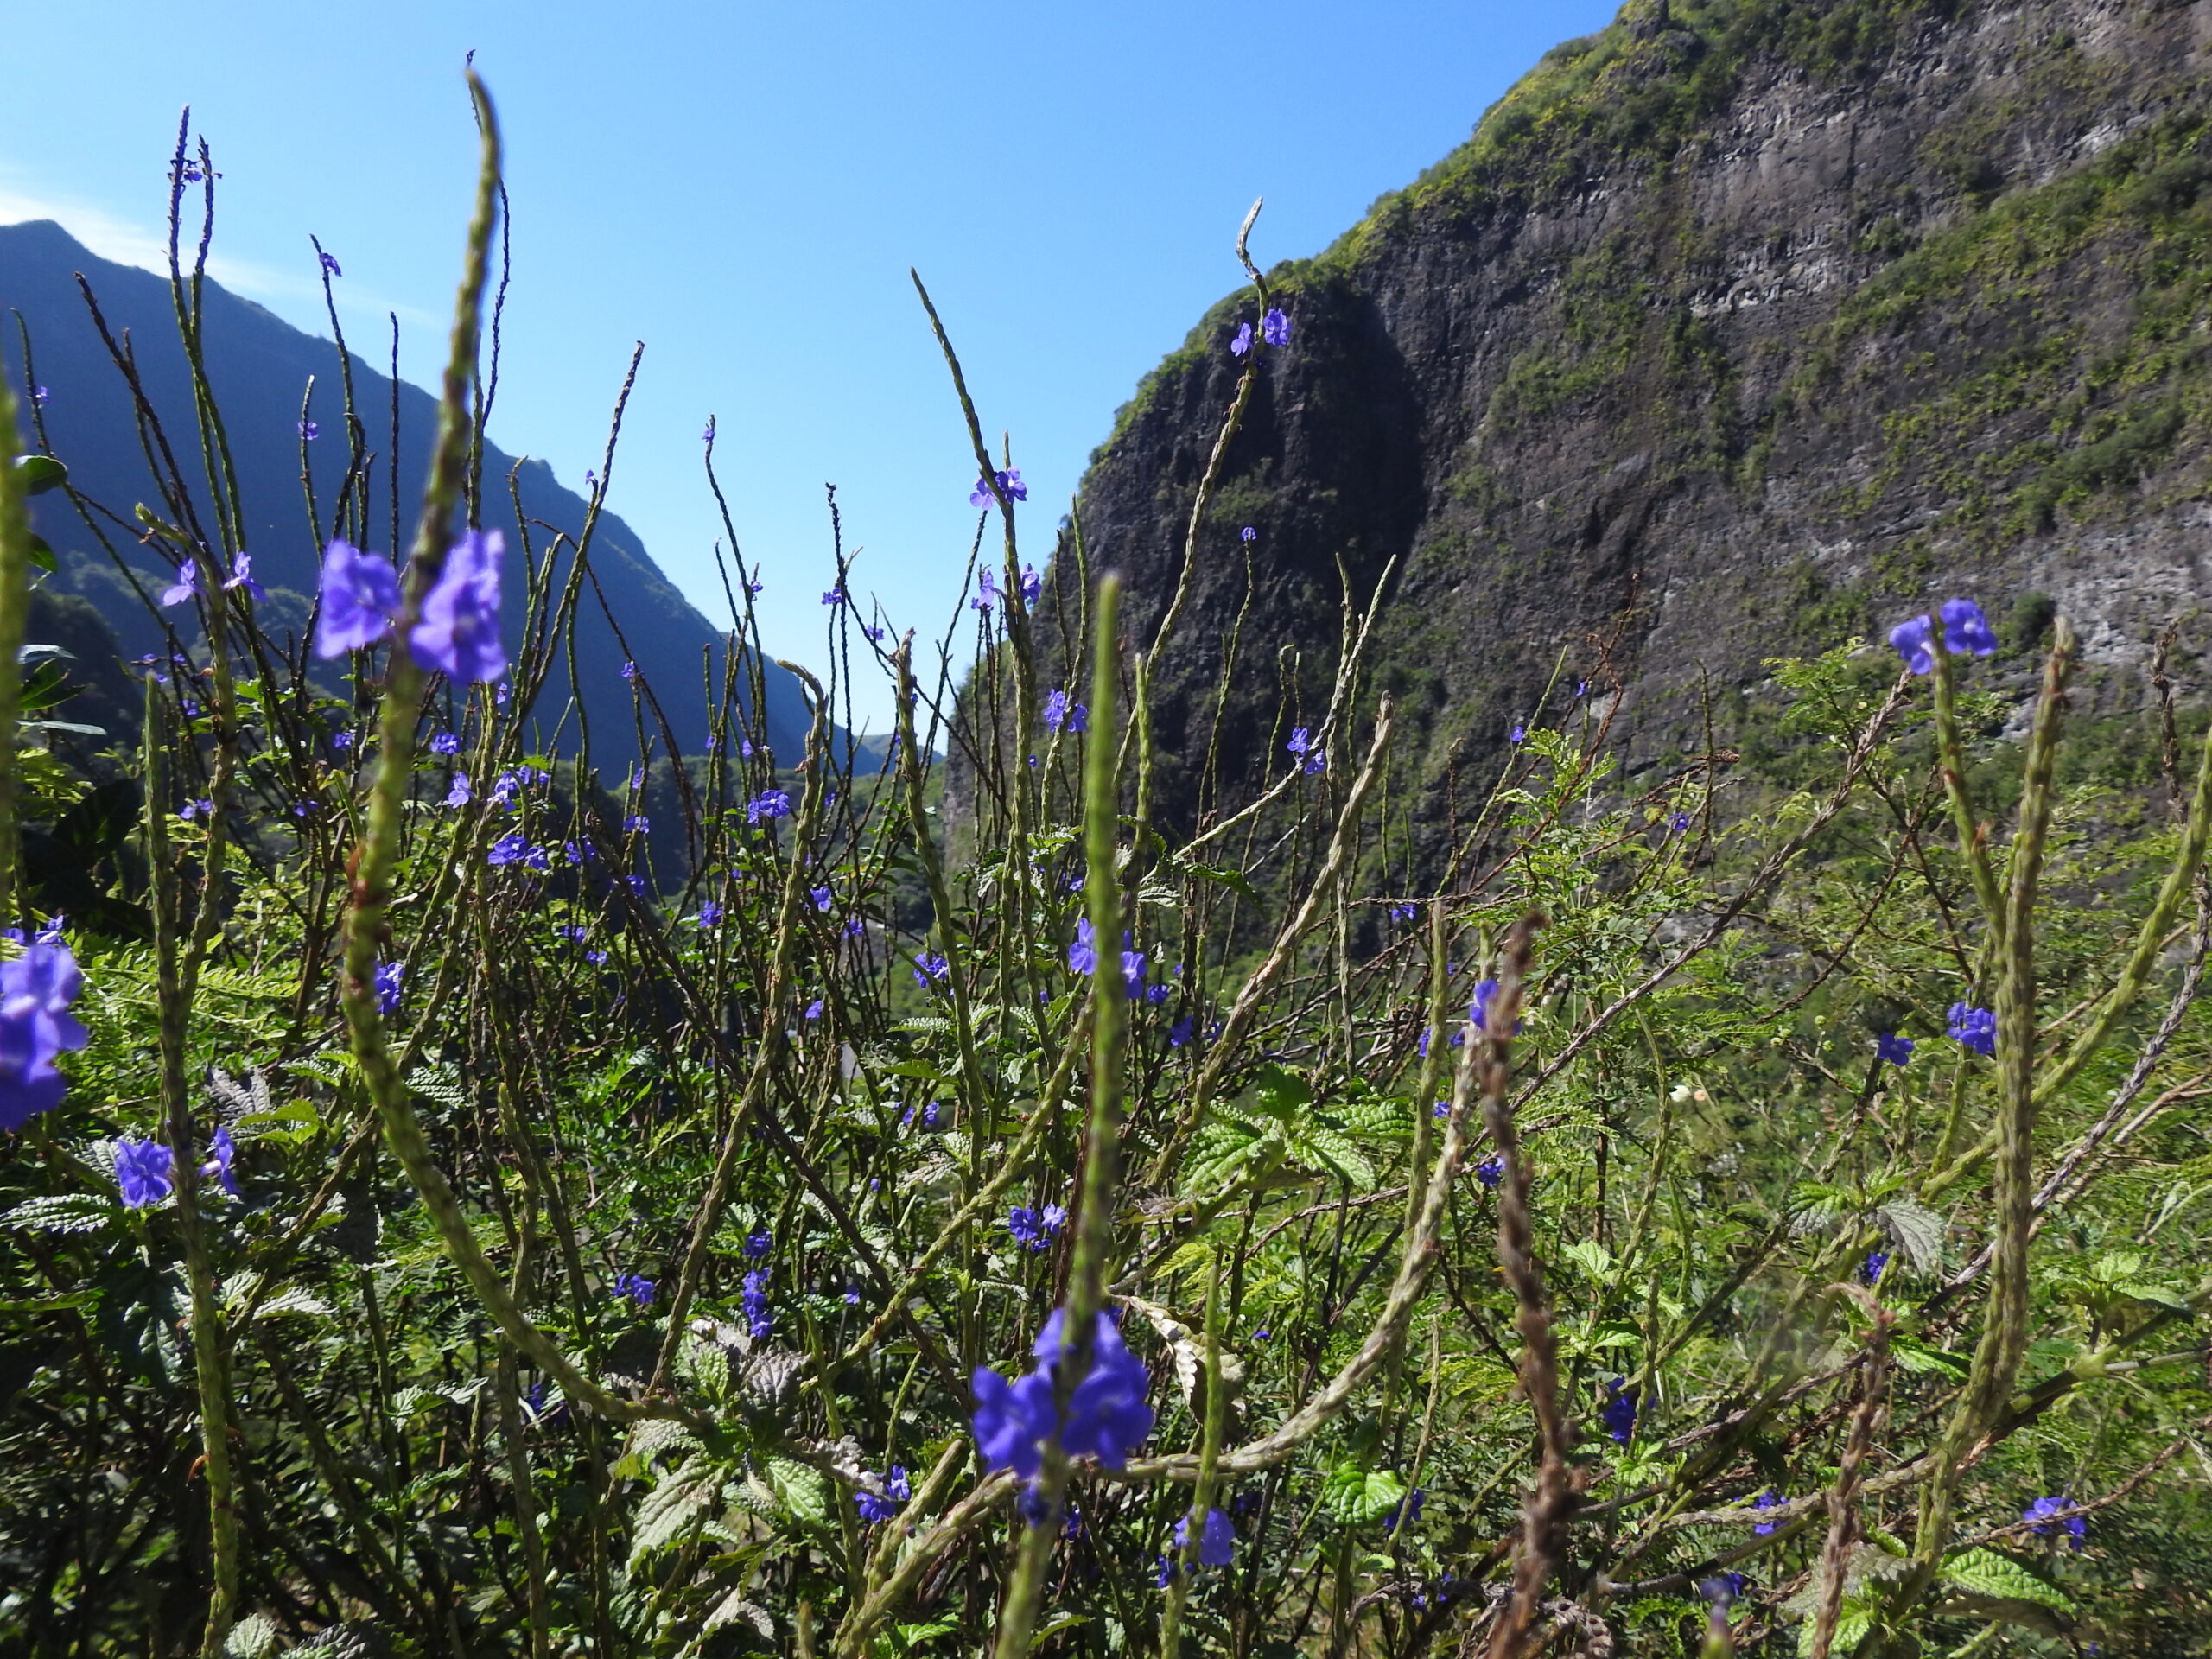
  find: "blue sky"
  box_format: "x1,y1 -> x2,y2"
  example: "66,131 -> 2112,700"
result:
1,0 -> 1618,728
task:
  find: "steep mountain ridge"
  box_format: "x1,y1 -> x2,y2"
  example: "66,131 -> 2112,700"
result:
0,219 -> 819,759
1040,0 -> 2212,861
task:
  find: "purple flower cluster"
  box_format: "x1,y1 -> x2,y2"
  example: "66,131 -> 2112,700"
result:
971,1307 -> 1154,1484
1889,598 -> 1998,675
1174,1507 -> 1236,1566
1751,1489 -> 1783,1535
613,1272 -> 656,1308
1948,1002 -> 1997,1057
117,1137 -> 175,1207
747,790 -> 792,825
2023,1493 -> 2085,1546
1285,727 -> 1325,776
375,961 -> 404,1016
1601,1378 -> 1639,1446
1043,689 -> 1088,734
1863,1250 -> 1891,1286
742,1268 -> 772,1339
969,468 -> 1028,508
855,1465 -> 910,1523
912,952 -> 950,990
313,531 -> 508,684
1007,1203 -> 1067,1253
0,941 -> 89,1131
1230,308 -> 1292,356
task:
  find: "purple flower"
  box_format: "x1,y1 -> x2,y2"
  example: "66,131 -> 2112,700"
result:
1043,688 -> 1087,734
624,815 -> 651,835
1007,1203 -> 1067,1253
160,559 -> 200,608
844,916 -> 867,938
744,1230 -> 772,1259
971,1307 -> 1154,1481
620,660 -> 638,681
374,961 -> 403,1015
224,553 -> 266,602
1601,1378 -> 1639,1446
1230,321 -> 1254,357
1262,308 -> 1291,346
1876,1031 -> 1913,1065
1889,598 -> 1999,675
30,385 -> 48,408
1175,1508 -> 1236,1566
1471,978 -> 1522,1036
912,951 -> 950,989
410,529 -> 506,683
2023,1494 -> 2085,1546
1389,902 -> 1418,923
810,885 -> 833,912
843,1284 -> 861,1306
804,998 -> 824,1020
856,1465 -> 910,1523
1069,918 -> 1098,976
116,1137 -> 175,1208
972,568 -> 999,613
1121,944 -> 1147,1001
969,468 -> 1028,508
1020,564 -> 1042,605
314,539 -> 403,657
319,250 -> 342,276
696,900 -> 722,927
0,941 -> 87,1131
613,1271 -> 656,1308
823,586 -> 845,606
1476,1156 -> 1505,1187
1948,1002 -> 1997,1058
741,1267 -> 772,1339
1510,723 -> 1527,743
1432,1101 -> 1451,1120
488,831 -> 531,868
300,420 -> 319,441
747,790 -> 792,824
424,730 -> 455,755
1241,525 -> 1256,543
1863,1250 -> 1891,1286
444,773 -> 474,809
1667,810 -> 1691,834
202,1127 -> 239,1198
1751,1489 -> 1783,1535
178,798 -> 214,823
1384,1487 -> 1426,1534
702,416 -> 716,443
1168,1015 -> 1194,1048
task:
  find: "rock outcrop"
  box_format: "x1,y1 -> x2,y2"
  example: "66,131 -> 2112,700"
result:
1035,0 -> 2212,861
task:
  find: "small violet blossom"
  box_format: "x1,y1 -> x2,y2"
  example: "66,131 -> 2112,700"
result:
1948,1002 -> 1997,1058
1876,1031 -> 1914,1065
313,538 -> 403,657
116,1138 -> 175,1208
1888,598 -> 1999,675
410,529 -> 507,684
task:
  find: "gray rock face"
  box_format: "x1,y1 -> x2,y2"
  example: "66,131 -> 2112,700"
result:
1033,0 -> 2212,856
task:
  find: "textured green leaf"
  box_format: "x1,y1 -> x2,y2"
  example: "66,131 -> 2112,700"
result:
12,454 -> 67,495
1320,1464 -> 1406,1526
1941,1548 -> 2075,1613
766,1456 -> 830,1527
3,1192 -> 116,1234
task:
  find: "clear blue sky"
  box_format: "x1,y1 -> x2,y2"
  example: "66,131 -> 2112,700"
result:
1,0 -> 1618,729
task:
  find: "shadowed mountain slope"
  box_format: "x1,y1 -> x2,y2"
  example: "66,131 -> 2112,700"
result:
0,218 -> 819,760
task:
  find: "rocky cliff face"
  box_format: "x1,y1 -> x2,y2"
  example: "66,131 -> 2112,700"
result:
1039,0 -> 2212,861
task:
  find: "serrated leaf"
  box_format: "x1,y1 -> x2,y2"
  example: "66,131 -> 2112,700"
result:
251,1287 -> 334,1320
702,1590 -> 774,1636
1890,1337 -> 1971,1380
766,1456 -> 830,1527
3,1192 -> 116,1234
1878,1198 -> 1946,1274
225,1613 -> 279,1658
1940,1548 -> 2075,1613
1294,1124 -> 1376,1192
1320,1463 -> 1406,1526
2114,1281 -> 2191,1312
1796,1606 -> 1872,1658
628,1459 -> 721,1566
1177,860 -> 1262,904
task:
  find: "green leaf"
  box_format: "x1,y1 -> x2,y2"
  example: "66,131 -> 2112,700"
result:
1560,1239 -> 1617,1282
1178,859 -> 1262,904
766,1456 -> 830,1528
628,1459 -> 722,1565
1890,1337 -> 1971,1380
24,533 -> 55,574
1940,1548 -> 2075,1613
3,1192 -> 116,1234
2113,1281 -> 2191,1312
1294,1123 -> 1376,1191
19,659 -> 73,713
1245,1064 -> 1314,1122
12,454 -> 67,495
1320,1463 -> 1406,1526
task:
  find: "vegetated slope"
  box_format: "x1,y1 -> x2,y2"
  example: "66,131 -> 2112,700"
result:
0,219 -> 820,759
1045,0 -> 2212,862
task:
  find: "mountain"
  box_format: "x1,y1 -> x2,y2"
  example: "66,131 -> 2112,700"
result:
1034,0 -> 2212,862
0,218 -> 820,761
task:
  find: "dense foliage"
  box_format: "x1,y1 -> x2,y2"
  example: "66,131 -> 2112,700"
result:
3,78 -> 2209,1659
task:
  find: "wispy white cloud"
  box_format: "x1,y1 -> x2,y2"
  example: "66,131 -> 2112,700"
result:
0,178 -> 438,336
